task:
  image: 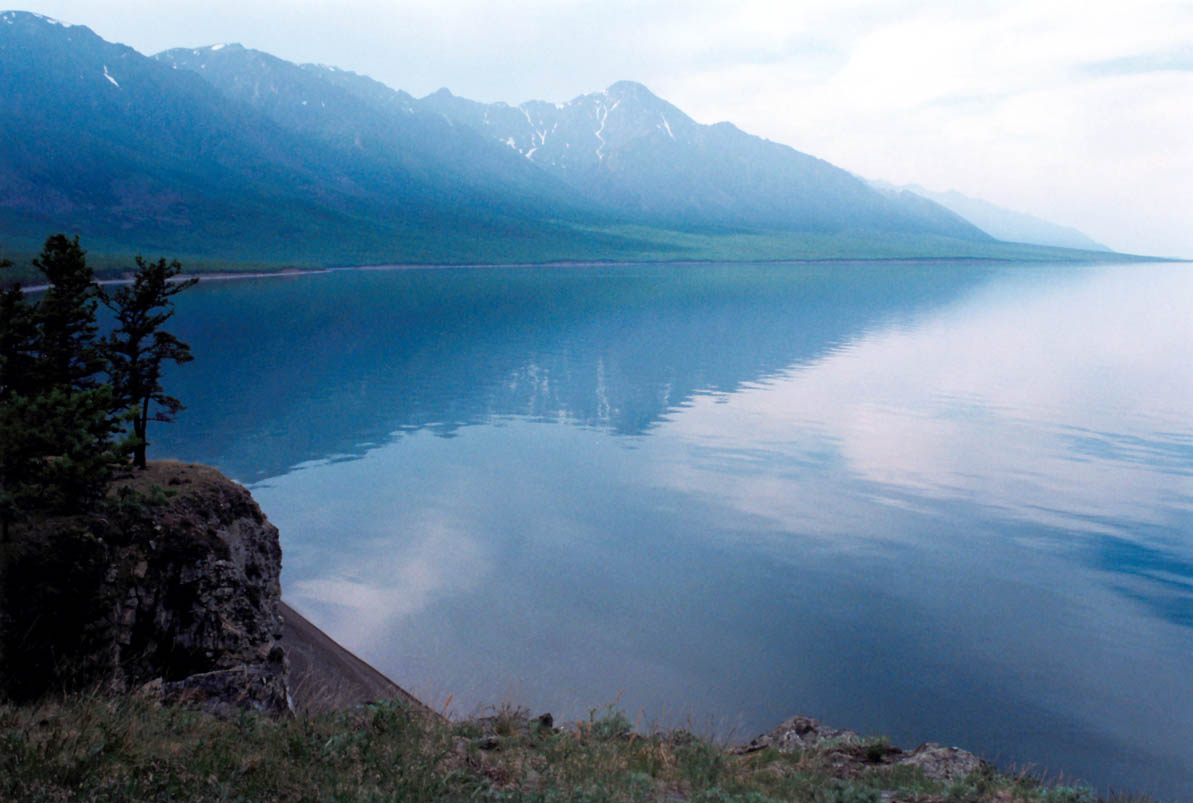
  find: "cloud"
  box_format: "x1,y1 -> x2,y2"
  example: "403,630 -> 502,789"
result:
1081,46 -> 1193,76
670,1 -> 1193,256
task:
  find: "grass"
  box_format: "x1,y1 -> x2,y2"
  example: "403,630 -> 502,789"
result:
2,222 -> 1162,288
0,694 -> 1144,802
566,225 -> 1153,265
0,250 -> 320,287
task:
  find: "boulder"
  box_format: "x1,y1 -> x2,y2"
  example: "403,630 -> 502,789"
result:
159,663 -> 291,718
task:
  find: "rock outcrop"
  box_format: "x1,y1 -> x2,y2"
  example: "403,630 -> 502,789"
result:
738,714 -> 986,783
146,664 -> 290,717
2,461 -> 289,714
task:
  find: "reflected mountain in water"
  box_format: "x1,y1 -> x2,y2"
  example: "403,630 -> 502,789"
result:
158,261 -> 1007,480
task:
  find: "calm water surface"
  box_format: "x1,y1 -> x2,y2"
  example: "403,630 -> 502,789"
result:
153,261 -> 1193,798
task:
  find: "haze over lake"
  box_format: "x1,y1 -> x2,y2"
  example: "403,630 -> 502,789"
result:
152,260 -> 1193,798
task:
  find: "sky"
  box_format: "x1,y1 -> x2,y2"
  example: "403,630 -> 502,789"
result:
20,0 -> 1193,257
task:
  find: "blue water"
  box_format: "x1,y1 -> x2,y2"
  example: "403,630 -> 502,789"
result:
152,261 -> 1193,798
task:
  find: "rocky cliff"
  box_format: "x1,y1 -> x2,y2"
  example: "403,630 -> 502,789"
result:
2,461 -> 289,714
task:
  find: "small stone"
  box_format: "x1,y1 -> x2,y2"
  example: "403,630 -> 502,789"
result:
477,734 -> 500,750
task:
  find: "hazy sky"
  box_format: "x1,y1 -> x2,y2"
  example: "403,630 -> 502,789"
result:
22,1 -> 1193,257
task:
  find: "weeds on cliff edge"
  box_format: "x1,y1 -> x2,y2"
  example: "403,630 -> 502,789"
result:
0,694 -> 1146,803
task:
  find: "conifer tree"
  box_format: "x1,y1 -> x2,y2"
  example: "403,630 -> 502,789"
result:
0,248 -> 13,673
103,256 -> 198,468
0,258 -> 33,394
1,236 -> 120,523
0,269 -> 37,400
32,235 -> 105,391
0,250 -> 32,540
2,241 -> 116,691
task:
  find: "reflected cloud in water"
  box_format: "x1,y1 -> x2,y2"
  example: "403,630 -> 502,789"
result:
657,264 -> 1193,538
156,260 -> 1193,797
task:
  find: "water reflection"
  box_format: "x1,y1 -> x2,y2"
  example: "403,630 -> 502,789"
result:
656,266 -> 1193,531
153,261 -> 1193,798
157,262 -> 1005,478
652,266 -> 1193,636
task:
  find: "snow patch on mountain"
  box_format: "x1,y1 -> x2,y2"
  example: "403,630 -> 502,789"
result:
594,101 -> 609,161
3,10 -> 70,27
31,12 -> 66,26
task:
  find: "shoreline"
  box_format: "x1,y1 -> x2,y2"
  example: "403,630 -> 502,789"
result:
280,599 -> 432,716
1,462 -> 1139,797
14,251 -> 1175,293
276,602 -> 1065,796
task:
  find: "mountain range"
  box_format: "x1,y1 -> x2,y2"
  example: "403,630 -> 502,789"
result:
868,181 -> 1109,252
0,10 -> 1119,271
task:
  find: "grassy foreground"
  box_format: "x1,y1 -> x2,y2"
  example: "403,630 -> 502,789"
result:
0,694 -> 1133,802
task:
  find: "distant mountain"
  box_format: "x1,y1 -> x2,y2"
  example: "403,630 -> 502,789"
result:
870,181 -> 1109,251
0,11 -> 427,257
0,11 -> 626,264
1,11 -> 1123,269
153,44 -> 596,221
419,81 -> 988,239
0,11 -> 322,249
157,45 -> 985,241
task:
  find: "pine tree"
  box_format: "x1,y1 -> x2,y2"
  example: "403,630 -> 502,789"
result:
0,280 -> 37,399
0,236 -> 121,524
32,235 -> 105,391
0,249 -> 13,673
0,251 -> 33,539
103,256 -> 198,468
1,237 -> 122,679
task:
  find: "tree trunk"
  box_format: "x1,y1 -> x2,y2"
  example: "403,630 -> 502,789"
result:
0,516 -> 7,680
135,396 -> 150,468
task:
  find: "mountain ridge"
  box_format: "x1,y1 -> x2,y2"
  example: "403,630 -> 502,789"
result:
868,180 -> 1108,252
417,79 -> 990,238
0,10 -> 1131,268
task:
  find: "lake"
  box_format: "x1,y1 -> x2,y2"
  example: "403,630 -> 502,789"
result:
152,260 -> 1193,798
